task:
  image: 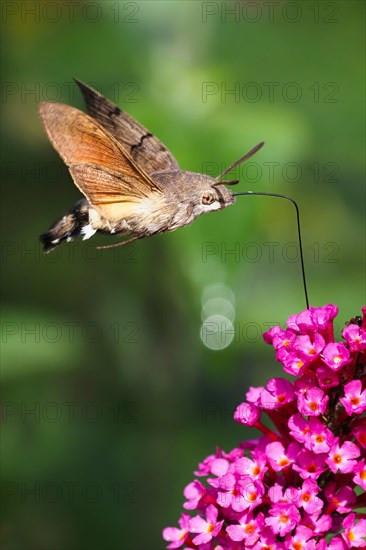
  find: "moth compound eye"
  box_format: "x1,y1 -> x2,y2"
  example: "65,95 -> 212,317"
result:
202,192 -> 215,205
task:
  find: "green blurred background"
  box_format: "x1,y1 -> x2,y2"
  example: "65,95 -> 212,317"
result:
1,1 -> 365,548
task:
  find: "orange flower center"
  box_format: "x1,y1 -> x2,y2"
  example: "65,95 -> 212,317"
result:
279,514 -> 289,524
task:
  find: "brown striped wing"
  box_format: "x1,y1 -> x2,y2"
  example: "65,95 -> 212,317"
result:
75,79 -> 179,175
39,102 -> 163,222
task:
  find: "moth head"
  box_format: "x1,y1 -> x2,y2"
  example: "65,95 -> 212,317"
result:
189,175 -> 236,218
195,141 -> 265,215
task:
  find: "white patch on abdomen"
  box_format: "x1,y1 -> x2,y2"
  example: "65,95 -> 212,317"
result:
81,224 -> 97,240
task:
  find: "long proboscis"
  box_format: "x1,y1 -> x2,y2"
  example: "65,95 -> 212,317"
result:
233,191 -> 310,310
215,141 -> 265,183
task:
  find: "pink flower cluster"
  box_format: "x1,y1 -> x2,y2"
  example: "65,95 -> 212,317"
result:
163,305 -> 366,549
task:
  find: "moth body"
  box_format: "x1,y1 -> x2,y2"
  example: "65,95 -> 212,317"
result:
39,80 -> 262,252
40,170 -> 234,252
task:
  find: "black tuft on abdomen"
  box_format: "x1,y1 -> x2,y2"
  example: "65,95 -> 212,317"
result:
40,199 -> 89,253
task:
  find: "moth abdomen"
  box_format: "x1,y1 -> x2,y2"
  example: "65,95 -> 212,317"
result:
40,199 -> 90,253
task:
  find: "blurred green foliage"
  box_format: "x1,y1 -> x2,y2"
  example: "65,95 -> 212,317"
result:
1,1 -> 365,548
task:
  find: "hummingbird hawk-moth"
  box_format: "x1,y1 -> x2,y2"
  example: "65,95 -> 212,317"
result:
39,79 -> 264,252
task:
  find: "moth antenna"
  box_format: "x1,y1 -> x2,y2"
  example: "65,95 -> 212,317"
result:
212,179 -> 239,188
215,141 -> 265,182
232,191 -> 310,309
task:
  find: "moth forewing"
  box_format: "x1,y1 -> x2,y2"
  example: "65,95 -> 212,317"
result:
38,101 -> 163,215
74,79 -> 179,174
